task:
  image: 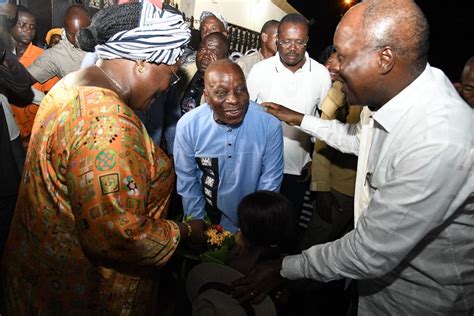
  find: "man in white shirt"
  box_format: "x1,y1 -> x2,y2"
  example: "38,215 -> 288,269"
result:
232,0 -> 474,314
246,13 -> 331,221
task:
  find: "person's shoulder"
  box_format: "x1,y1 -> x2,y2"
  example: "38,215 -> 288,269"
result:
53,39 -> 84,59
237,50 -> 261,64
41,80 -> 78,106
308,57 -> 330,74
37,41 -> 64,59
177,104 -> 211,127
246,102 -> 281,126
306,57 -> 331,83
247,56 -> 275,79
252,55 -> 275,71
425,67 -> 472,121
182,49 -> 196,64
50,38 -> 67,50
178,58 -> 198,88
235,54 -> 249,66
30,44 -> 45,55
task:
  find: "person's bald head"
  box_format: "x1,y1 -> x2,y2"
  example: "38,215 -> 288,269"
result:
354,0 -> 429,73
459,56 -> 474,107
64,4 -> 91,47
260,19 -> 279,58
333,0 -> 429,110
204,59 -> 249,126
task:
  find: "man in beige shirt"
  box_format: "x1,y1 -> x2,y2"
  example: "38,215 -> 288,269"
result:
237,19 -> 279,78
28,4 -> 90,83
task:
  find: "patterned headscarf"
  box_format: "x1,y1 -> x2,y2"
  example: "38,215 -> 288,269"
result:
95,2 -> 190,65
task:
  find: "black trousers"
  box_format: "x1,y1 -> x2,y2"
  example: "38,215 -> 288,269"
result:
280,173 -> 309,224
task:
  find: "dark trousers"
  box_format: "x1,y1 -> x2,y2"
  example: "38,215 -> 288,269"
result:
299,190 -> 354,250
0,194 -> 18,314
280,173 -> 309,214
11,135 -> 25,176
0,194 -> 17,259
0,135 -> 23,257
290,190 -> 356,316
0,134 -> 25,313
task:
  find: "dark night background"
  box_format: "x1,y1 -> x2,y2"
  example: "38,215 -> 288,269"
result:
289,0 -> 473,82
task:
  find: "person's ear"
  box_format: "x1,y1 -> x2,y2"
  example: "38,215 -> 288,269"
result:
261,32 -> 269,43
203,88 -> 208,102
378,46 -> 395,75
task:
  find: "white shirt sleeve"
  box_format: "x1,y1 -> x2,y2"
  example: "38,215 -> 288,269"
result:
281,131 -> 472,282
299,114 -> 360,155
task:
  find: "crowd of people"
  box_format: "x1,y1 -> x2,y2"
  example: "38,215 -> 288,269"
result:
0,0 -> 472,315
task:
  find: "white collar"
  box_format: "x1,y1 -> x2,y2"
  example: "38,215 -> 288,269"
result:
373,63 -> 430,132
273,51 -> 312,74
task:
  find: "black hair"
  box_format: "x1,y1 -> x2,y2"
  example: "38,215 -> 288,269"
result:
77,2 -> 141,52
318,45 -> 336,65
16,5 -> 31,15
237,190 -> 297,253
279,13 -> 309,35
260,19 -> 279,34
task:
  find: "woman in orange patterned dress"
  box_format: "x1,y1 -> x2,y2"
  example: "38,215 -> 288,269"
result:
2,3 -> 203,314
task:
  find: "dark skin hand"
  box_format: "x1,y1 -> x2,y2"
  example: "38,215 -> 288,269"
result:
262,101 -> 305,126
232,258 -> 287,304
185,218 -> 207,252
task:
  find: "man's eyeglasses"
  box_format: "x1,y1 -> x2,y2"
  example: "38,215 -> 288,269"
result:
168,66 -> 181,86
277,39 -> 308,49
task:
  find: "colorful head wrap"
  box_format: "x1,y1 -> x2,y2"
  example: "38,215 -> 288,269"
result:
45,28 -> 63,45
95,2 -> 190,65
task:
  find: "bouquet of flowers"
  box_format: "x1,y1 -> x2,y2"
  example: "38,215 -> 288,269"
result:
200,224 -> 235,265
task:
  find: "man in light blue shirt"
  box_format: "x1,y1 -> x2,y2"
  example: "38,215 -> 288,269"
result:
174,59 -> 283,234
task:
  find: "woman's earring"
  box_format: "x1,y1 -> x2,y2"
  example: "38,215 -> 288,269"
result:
137,63 -> 145,73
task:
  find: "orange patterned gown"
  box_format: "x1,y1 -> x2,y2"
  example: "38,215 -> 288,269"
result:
3,82 -> 180,315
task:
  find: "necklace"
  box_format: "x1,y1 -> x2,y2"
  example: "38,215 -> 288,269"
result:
96,65 -> 124,96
